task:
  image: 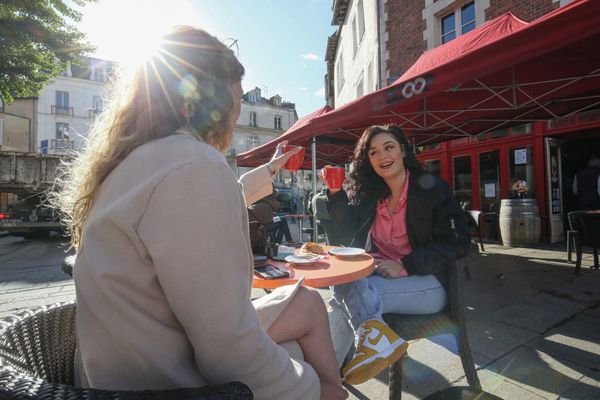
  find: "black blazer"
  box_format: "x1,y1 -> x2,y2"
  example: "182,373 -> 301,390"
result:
321,170 -> 470,291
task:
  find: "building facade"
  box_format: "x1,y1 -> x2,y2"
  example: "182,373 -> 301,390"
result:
36,58 -> 114,154
0,98 -> 38,152
325,0 -> 382,108
325,0 -> 598,243
229,87 -> 299,183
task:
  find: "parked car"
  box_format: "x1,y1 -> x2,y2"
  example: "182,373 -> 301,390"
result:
0,193 -> 63,239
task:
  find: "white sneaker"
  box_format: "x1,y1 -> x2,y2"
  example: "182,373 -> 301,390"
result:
342,319 -> 408,385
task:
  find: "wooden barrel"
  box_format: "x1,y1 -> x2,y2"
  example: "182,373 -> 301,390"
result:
499,199 -> 540,247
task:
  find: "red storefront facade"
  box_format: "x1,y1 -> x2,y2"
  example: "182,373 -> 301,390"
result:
417,111 -> 600,243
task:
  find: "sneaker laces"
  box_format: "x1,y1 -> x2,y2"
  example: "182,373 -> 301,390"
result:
355,324 -> 372,348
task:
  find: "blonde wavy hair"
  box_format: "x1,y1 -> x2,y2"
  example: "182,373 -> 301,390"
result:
54,26 -> 245,249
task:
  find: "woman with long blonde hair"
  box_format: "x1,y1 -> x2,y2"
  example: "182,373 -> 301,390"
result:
55,26 -> 346,400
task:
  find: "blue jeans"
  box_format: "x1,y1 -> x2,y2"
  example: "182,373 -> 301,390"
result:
330,274 -> 446,332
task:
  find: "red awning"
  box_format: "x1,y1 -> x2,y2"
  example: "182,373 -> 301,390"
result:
238,0 -> 600,168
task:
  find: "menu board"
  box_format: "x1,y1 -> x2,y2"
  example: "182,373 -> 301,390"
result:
514,148 -> 527,165
549,146 -> 561,214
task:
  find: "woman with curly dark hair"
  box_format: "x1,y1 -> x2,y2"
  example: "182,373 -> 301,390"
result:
313,125 -> 469,385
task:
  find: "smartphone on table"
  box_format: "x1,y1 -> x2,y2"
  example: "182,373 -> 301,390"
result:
254,264 -> 289,279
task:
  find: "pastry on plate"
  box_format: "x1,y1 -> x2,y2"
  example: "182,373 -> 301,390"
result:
300,242 -> 325,255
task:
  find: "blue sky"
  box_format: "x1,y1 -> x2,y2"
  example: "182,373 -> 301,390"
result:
77,0 -> 335,117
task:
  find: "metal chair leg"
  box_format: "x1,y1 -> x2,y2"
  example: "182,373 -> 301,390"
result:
566,230 -> 573,263
456,331 -> 481,390
477,227 -> 485,252
388,359 -> 403,400
575,234 -> 583,274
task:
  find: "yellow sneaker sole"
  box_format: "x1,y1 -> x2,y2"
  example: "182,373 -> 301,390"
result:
343,341 -> 409,385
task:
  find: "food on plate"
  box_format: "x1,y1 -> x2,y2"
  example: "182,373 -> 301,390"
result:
295,252 -> 320,260
300,242 -> 326,254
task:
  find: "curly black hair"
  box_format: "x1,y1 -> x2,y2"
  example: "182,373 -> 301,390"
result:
346,125 -> 424,205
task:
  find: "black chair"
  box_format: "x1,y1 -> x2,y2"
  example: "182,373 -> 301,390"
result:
383,256 -> 481,399
302,216 -> 325,242
0,302 -> 253,399
567,211 -> 600,274
567,211 -> 581,264
465,210 -> 484,252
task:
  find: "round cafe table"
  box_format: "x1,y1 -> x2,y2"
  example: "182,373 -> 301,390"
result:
253,245 -> 375,289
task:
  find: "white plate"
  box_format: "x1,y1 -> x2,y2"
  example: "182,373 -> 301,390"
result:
285,255 -> 322,264
328,247 -> 365,257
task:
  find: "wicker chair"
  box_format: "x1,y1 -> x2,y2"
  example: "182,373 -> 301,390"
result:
383,256 -> 481,400
0,302 -> 253,399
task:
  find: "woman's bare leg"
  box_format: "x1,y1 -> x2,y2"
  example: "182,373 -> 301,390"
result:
267,286 -> 342,387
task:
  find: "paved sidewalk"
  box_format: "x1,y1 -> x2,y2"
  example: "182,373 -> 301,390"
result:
1,234 -> 599,399
333,243 -> 600,400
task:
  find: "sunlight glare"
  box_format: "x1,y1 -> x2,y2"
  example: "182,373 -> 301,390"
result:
79,0 -> 204,68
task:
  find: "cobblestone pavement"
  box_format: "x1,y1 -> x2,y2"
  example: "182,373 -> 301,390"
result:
0,234 -> 75,319
1,233 -> 599,399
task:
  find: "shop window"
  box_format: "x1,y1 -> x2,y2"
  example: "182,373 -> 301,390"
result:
352,16 -> 358,56
56,122 -> 70,140
357,1 -> 365,41
418,143 -> 440,153
511,123 -> 532,136
55,91 -> 70,114
453,156 -> 472,208
509,147 -> 535,199
441,2 -> 475,44
92,95 -> 103,115
249,112 -> 257,127
356,74 -> 364,98
479,150 -> 500,214
476,132 -> 489,141
425,159 -> 440,177
367,59 -> 374,93
490,128 -> 509,139
247,135 -> 259,149
337,51 -> 345,93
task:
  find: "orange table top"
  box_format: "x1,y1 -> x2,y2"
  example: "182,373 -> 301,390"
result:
253,245 -> 375,289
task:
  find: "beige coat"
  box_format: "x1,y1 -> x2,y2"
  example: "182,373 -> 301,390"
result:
74,131 -> 319,399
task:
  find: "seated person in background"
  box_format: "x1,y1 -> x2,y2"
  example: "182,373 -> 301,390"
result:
249,187 -> 293,250
54,26 -> 346,400
572,156 -> 600,210
313,125 -> 469,385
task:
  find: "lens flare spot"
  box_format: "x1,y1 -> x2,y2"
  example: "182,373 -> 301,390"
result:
204,81 -> 215,97
211,111 -> 222,121
178,75 -> 200,102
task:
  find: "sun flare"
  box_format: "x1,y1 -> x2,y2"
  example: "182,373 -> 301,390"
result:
79,0 -> 204,68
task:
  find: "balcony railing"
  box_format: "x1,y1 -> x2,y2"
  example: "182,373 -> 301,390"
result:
87,108 -> 102,118
51,105 -> 74,116
51,139 -> 75,150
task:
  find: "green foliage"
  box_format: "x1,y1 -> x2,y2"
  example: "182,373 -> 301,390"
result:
0,0 -> 96,103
